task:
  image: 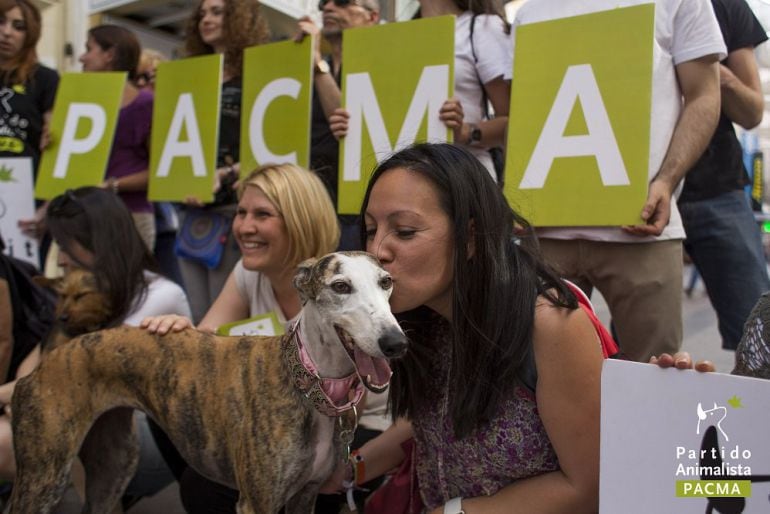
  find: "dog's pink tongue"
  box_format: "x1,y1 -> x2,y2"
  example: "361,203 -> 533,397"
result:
353,348 -> 392,392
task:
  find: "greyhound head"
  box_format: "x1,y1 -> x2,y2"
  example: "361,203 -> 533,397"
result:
294,252 -> 407,392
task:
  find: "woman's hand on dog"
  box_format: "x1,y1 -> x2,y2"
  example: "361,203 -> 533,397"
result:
141,314 -> 194,335
649,351 -> 716,372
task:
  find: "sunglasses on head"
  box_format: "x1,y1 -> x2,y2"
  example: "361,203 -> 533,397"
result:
318,0 -> 370,11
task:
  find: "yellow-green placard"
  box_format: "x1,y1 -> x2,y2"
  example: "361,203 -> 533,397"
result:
240,38 -> 313,176
504,4 -> 653,226
215,312 -> 285,337
35,72 -> 125,200
339,16 -> 455,214
149,54 -> 222,202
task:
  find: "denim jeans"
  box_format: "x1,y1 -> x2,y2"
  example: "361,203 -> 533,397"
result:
680,190 -> 770,350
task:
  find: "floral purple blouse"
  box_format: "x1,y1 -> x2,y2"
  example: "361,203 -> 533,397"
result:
412,345 -> 559,509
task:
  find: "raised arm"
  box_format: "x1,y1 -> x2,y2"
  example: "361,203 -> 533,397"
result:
456,76 -> 511,149
720,47 -> 763,129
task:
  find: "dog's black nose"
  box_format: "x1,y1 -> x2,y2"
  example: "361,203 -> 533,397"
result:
378,328 -> 408,358
58,313 -> 69,323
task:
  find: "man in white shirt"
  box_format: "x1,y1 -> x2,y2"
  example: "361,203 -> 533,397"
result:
507,0 -> 726,361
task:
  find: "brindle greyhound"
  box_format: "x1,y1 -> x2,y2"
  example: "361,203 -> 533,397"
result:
9,252 -> 406,514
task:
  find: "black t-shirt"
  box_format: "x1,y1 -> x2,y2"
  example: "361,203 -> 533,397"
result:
0,64 -> 59,177
680,0 -> 768,203
212,76 -> 241,206
309,57 -> 341,207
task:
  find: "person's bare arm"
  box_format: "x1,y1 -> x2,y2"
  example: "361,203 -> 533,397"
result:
319,417 -> 413,493
102,170 -> 149,194
0,345 -> 41,407
295,16 -> 341,121
456,76 -> 511,148
624,54 -> 721,237
720,47 -> 764,129
430,303 -> 603,513
196,270 -> 250,334
0,279 -> 12,383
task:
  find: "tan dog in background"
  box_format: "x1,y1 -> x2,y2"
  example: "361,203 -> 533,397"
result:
33,269 -> 113,354
10,252 -> 406,514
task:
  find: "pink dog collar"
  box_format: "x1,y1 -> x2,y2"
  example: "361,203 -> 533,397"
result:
283,325 -> 365,417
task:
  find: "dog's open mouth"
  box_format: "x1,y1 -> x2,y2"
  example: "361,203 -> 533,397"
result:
335,326 -> 392,393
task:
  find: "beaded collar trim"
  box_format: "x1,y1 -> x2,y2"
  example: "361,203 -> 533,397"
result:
283,323 -> 365,417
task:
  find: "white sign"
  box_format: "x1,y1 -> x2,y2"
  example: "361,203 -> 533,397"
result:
0,158 -> 38,267
601,360 -> 770,513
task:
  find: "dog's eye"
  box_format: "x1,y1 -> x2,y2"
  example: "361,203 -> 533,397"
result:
379,276 -> 393,290
331,281 -> 352,294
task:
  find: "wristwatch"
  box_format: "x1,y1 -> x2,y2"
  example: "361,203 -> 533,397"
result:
314,59 -> 331,75
466,124 -> 482,146
444,497 -> 465,514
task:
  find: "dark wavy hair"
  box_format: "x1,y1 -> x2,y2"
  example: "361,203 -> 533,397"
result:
360,143 -> 576,438
88,25 -> 141,81
185,0 -> 269,77
0,0 -> 41,85
414,0 -> 510,34
46,187 -> 157,325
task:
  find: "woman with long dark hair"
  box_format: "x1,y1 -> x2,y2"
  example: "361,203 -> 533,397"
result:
323,143 -> 606,512
0,187 -> 191,499
0,0 -> 57,170
6,0 -> 59,245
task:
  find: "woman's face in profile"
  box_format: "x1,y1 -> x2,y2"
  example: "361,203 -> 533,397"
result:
56,240 -> 94,273
364,167 -> 455,317
79,36 -> 113,72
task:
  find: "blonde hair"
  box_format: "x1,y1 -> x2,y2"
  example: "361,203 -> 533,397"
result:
138,48 -> 165,72
238,163 -> 340,267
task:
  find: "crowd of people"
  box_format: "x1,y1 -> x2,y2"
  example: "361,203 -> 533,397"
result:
0,0 -> 769,511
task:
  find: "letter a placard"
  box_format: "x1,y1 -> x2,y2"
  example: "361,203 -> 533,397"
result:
504,5 -> 653,226
240,38 -> 313,174
339,16 -> 454,214
149,54 -> 222,202
35,72 -> 125,200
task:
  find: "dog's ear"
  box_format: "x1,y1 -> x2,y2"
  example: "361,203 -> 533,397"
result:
32,275 -> 63,292
293,258 -> 318,304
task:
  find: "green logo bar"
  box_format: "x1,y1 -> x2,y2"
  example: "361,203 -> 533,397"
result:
676,480 -> 751,498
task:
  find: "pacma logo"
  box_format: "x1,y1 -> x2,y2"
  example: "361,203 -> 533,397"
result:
697,402 -> 729,442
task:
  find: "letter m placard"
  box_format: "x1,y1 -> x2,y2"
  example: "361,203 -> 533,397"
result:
504,5 -> 654,226
338,16 -> 455,215
35,72 -> 125,200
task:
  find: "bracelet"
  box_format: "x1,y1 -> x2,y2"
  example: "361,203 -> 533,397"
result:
444,497 -> 465,514
109,177 -> 120,194
350,449 -> 365,485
